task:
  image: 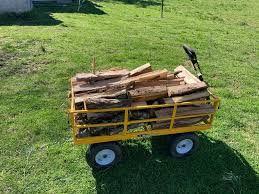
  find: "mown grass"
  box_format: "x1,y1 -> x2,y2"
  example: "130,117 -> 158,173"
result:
0,0 -> 258,193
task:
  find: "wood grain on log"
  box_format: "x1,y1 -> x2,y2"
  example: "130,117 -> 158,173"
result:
134,78 -> 183,88
75,89 -> 127,104
151,116 -> 209,129
176,104 -> 214,116
96,69 -> 129,80
73,76 -> 130,94
172,90 -> 209,103
154,104 -> 214,119
85,98 -> 131,109
128,86 -> 168,100
168,82 -> 207,96
75,73 -> 97,81
174,65 -> 201,84
86,112 -> 121,121
131,101 -> 147,107
74,70 -> 168,94
75,69 -> 129,82
77,69 -> 168,93
137,69 -> 168,81
130,63 -> 152,77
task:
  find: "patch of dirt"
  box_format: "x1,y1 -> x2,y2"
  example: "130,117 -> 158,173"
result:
14,59 -> 51,74
0,50 -> 17,67
0,49 -> 51,76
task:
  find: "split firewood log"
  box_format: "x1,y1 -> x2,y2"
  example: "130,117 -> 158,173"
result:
131,100 -> 147,107
129,63 -> 152,77
75,89 -> 127,104
73,76 -> 132,94
96,69 -> 130,80
85,98 -> 131,109
86,112 -> 123,121
167,82 -> 208,96
174,65 -> 201,84
75,73 -> 98,82
73,69 -> 169,95
154,104 -> 215,120
151,116 -> 209,129
171,90 -> 209,103
128,85 -> 168,101
134,78 -> 183,88
76,69 -> 129,82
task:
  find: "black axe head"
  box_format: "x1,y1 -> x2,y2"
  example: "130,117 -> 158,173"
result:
183,44 -> 197,64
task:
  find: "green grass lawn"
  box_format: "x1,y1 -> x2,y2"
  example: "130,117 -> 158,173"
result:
0,0 -> 258,193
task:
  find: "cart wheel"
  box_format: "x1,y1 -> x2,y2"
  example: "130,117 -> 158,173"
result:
169,133 -> 199,158
86,142 -> 122,170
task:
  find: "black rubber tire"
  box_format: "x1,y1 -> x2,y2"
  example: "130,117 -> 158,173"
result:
86,142 -> 122,170
169,132 -> 199,158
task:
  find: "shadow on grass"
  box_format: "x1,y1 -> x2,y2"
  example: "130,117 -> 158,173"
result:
92,134 -> 258,193
111,0 -> 161,7
101,0 -> 160,8
0,1 -> 106,26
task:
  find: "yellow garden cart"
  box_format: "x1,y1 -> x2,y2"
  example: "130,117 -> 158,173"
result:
68,45 -> 220,169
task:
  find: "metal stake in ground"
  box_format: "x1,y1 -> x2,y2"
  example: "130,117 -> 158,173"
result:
161,0 -> 164,18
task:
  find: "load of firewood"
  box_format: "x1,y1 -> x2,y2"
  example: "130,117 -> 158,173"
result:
70,63 -> 215,137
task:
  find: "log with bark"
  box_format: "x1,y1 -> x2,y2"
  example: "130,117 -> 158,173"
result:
154,104 -> 215,119
151,116 -> 209,129
167,82 -> 208,96
85,98 -> 131,109
171,90 -> 209,103
76,69 -> 129,82
128,85 -> 168,101
75,89 -> 127,104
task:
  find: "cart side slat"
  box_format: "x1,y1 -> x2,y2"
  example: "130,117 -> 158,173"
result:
69,99 -> 218,113
74,124 -> 212,145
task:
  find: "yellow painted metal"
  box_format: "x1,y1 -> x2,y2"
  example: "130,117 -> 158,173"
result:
69,79 -> 220,145
74,124 -> 212,145
76,122 -> 125,128
169,104 -> 177,129
123,109 -> 129,134
70,99 -> 216,113
208,97 -> 220,125
71,113 -> 77,142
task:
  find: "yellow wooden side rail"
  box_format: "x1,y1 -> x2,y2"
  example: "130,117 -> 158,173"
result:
69,80 -> 220,145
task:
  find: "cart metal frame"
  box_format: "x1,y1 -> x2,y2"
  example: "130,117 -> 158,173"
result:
69,80 -> 220,145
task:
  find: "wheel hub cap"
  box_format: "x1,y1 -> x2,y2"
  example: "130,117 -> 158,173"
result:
95,149 -> 115,166
176,139 -> 193,154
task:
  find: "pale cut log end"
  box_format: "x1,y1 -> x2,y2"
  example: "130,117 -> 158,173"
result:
130,63 -> 152,77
